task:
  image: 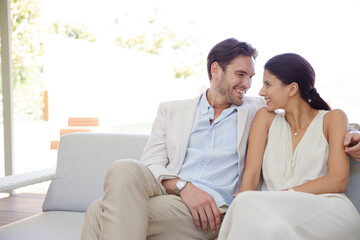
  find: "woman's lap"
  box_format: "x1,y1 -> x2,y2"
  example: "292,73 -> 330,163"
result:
218,191 -> 360,240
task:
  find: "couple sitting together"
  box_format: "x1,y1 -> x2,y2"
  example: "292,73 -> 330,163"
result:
82,38 -> 360,240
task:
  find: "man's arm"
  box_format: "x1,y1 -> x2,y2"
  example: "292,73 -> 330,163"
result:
140,102 -> 178,180
162,179 -> 221,234
141,101 -> 221,234
344,130 -> 360,162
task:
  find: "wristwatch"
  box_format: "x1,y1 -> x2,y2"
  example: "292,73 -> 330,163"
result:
175,180 -> 191,195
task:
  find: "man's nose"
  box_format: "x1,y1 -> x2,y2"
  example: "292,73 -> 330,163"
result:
242,77 -> 251,89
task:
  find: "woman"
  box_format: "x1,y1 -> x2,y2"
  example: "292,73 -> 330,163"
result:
218,53 -> 360,239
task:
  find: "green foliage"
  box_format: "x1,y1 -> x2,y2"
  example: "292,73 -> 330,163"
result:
174,67 -> 194,79
114,11 -> 201,79
49,22 -> 97,42
1,1 -> 202,123
10,0 -> 44,121
2,0 -> 96,122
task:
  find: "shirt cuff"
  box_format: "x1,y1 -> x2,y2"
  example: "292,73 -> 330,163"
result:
158,175 -> 178,194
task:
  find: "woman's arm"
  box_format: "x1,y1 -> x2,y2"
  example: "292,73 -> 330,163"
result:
235,107 -> 274,195
291,109 -> 350,194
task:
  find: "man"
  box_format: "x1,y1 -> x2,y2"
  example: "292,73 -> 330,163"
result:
345,130 -> 360,161
81,38 -> 264,239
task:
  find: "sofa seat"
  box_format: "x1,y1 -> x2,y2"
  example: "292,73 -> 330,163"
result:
0,211 -> 85,240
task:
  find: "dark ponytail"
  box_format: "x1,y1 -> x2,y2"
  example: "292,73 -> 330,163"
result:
264,53 -> 331,110
303,87 -> 331,110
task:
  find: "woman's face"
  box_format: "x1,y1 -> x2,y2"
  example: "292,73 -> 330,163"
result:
259,69 -> 290,111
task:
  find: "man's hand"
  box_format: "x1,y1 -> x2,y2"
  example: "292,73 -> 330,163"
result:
180,183 -> 221,234
344,131 -> 360,161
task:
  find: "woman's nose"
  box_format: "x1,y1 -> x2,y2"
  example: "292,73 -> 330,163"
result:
259,87 -> 265,96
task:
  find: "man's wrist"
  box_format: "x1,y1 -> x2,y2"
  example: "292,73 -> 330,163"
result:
175,180 -> 191,195
161,178 -> 180,194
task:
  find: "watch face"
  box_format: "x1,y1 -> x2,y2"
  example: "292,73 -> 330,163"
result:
176,181 -> 186,189
175,180 -> 190,195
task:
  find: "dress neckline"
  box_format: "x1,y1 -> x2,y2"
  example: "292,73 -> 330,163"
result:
286,110 -> 324,156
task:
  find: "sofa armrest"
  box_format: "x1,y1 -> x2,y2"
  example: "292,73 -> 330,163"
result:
0,167 -> 56,193
346,157 -> 360,213
42,133 -> 149,212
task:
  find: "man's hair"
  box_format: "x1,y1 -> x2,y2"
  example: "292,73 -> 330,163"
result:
207,38 -> 257,80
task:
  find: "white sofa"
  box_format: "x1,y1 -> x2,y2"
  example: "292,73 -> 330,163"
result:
0,132 -> 360,239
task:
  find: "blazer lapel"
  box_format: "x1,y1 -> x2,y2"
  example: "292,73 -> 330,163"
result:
237,103 -> 250,150
179,95 -> 201,163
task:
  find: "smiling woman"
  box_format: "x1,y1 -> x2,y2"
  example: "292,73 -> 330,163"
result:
219,52 -> 360,240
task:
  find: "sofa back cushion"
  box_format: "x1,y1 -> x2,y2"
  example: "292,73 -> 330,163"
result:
43,133 -> 149,212
346,157 -> 360,212
43,133 -> 360,213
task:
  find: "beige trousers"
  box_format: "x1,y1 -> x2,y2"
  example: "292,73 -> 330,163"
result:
81,159 -> 219,240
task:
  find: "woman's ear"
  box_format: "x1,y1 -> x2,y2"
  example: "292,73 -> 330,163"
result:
288,82 -> 299,96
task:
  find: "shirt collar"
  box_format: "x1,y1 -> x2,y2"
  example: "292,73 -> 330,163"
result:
200,91 -> 212,116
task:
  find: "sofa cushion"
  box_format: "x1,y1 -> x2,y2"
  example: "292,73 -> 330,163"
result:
42,132 -> 360,214
346,157 -> 360,212
0,211 -> 85,240
42,133 -> 149,212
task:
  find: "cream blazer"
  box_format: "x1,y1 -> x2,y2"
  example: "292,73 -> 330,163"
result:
140,94 -> 264,192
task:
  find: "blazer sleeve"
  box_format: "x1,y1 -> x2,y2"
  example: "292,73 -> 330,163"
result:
140,102 -> 178,182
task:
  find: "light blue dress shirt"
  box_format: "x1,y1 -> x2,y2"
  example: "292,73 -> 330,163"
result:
178,91 -> 239,207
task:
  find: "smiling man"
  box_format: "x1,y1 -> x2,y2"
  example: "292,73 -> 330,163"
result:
81,38 -> 265,240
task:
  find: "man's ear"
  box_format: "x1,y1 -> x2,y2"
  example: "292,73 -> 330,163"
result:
211,62 -> 221,80
288,82 -> 299,96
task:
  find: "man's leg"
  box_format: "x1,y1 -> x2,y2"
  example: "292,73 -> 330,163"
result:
82,159 -> 163,240
148,194 -> 222,240
82,199 -> 102,240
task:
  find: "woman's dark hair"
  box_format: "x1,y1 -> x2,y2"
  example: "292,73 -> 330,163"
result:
264,53 -> 331,110
207,38 -> 258,81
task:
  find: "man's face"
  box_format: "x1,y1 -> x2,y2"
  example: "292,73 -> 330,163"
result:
215,55 -> 255,106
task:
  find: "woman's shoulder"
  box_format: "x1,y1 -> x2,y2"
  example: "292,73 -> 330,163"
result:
256,106 -> 276,116
254,107 -> 277,125
323,109 -> 348,131
324,109 -> 348,122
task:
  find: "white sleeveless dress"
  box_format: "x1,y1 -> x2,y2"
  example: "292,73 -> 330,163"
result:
218,110 -> 360,240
